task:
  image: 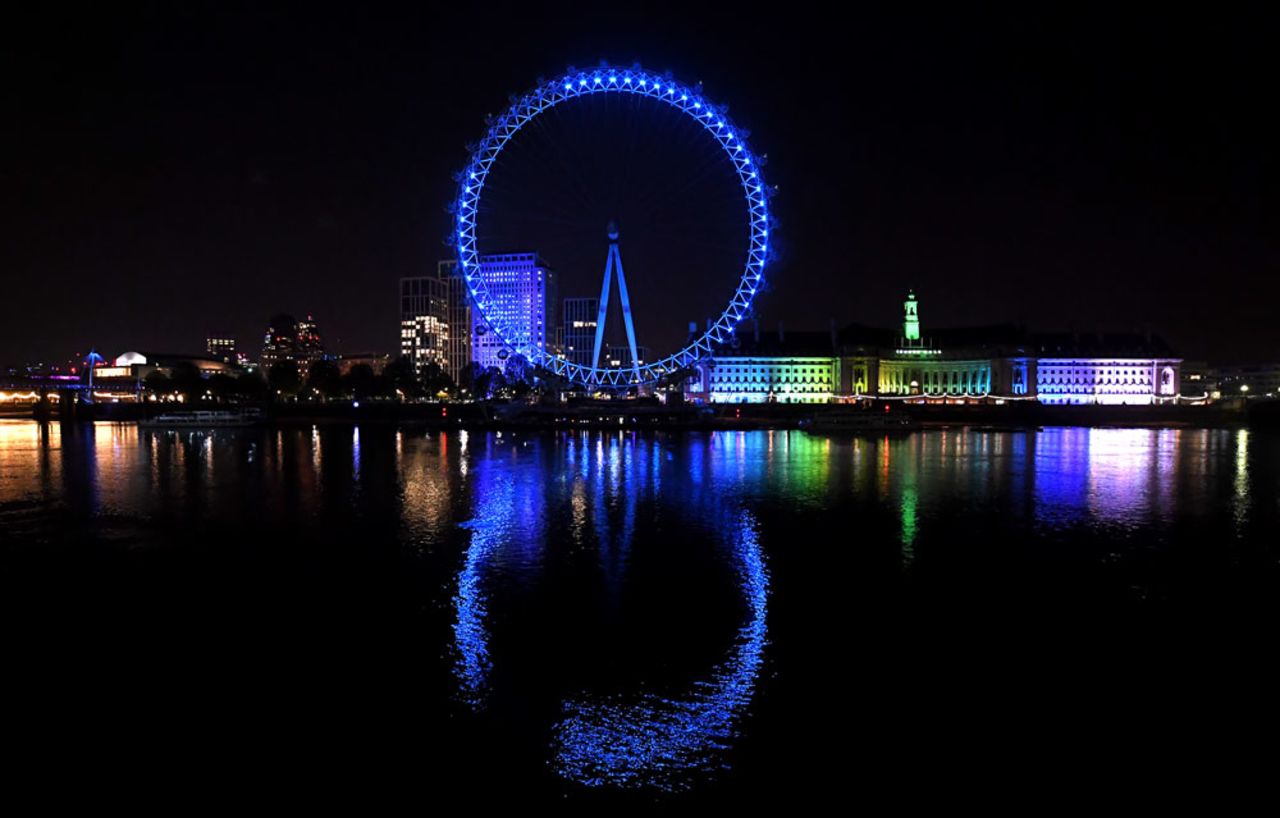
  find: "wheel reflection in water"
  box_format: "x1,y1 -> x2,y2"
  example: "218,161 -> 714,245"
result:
550,510 -> 768,792
451,458 -> 549,709
450,436 -> 769,791
451,471 -> 509,708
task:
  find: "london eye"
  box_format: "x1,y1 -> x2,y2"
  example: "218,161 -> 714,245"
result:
454,65 -> 774,387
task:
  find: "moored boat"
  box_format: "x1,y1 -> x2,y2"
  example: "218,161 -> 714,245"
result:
138,409 -> 261,428
799,410 -> 920,435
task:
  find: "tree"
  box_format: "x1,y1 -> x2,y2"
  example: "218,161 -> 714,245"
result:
307,359 -> 343,400
475,366 -> 506,399
235,371 -> 268,401
342,363 -> 377,400
383,356 -> 422,399
267,360 -> 301,398
527,364 -> 571,403
370,373 -> 396,398
170,362 -> 205,402
458,362 -> 484,399
206,373 -> 239,403
143,370 -> 172,399
504,353 -> 529,385
420,361 -> 455,398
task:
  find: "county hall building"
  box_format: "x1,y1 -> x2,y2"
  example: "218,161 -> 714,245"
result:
691,291 -> 1181,406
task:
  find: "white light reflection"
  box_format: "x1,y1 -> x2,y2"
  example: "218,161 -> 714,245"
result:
352,426 -> 361,481
1234,428 -> 1250,532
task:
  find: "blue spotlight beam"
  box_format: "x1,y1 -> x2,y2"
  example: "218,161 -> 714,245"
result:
455,66 -> 773,387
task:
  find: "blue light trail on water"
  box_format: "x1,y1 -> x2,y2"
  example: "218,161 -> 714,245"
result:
549,509 -> 768,792
451,470 -> 514,707
451,454 -> 549,708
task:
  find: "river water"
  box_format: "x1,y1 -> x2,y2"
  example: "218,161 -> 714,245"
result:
2,420 -> 1277,805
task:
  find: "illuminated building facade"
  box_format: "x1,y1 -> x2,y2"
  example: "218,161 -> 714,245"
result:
70,350 -> 241,402
693,291 -> 1181,405
705,356 -> 837,403
93,351 -> 237,381
206,335 -> 236,363
878,355 -> 995,396
563,297 -> 599,367
401,273 -> 449,375
1035,360 -> 1179,404
470,252 -> 557,372
260,314 -> 297,371
1031,332 -> 1180,405
403,314 -> 449,375
843,353 -> 880,397
697,325 -> 837,404
295,315 -> 325,371
875,291 -> 1001,397
261,313 -> 325,373
400,261 -> 471,383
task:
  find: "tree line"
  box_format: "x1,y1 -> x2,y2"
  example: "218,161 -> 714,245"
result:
137,353 -> 565,403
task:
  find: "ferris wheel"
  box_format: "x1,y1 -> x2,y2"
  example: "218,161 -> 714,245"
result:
454,65 -> 773,387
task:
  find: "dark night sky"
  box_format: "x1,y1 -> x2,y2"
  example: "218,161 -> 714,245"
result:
2,4 -> 1276,366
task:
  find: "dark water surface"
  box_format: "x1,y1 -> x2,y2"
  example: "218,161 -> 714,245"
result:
3,421 -> 1279,806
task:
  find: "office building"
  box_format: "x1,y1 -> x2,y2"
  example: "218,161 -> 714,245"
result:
563,297 -> 599,367
260,313 -> 326,373
206,335 -> 236,363
470,252 -> 557,373
400,261 -> 471,384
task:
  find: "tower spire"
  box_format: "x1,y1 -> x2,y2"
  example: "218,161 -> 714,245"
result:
903,289 -> 921,344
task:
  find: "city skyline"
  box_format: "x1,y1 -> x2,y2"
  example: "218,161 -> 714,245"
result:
3,7 -> 1277,367
4,7 -> 1280,805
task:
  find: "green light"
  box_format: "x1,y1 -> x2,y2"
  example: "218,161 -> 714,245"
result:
903,290 -> 921,342
901,485 -> 917,565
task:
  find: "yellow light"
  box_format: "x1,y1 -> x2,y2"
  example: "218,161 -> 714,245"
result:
0,391 -> 41,403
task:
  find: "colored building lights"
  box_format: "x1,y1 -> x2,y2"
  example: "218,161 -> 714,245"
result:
1036,359 -> 1180,405
696,293 -> 1182,405
706,357 -> 836,404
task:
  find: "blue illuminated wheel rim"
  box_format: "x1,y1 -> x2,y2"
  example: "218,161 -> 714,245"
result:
455,66 -> 772,387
